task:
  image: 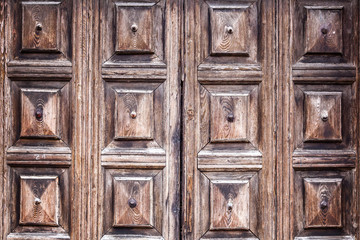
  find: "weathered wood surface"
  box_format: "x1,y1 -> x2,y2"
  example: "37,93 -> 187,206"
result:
0,0 -> 359,239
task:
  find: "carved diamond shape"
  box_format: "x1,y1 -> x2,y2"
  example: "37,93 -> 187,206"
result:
210,93 -> 249,142
304,91 -> 342,142
21,2 -> 61,52
114,89 -> 154,140
20,175 -> 59,226
115,3 -> 154,53
210,4 -> 251,55
113,176 -> 153,227
304,178 -> 342,228
20,88 -> 60,139
305,7 -> 343,54
210,179 -> 250,230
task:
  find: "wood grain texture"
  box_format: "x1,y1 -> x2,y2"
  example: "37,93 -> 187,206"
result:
210,93 -> 249,142
19,175 -> 59,226
183,0 -> 276,239
115,3 -> 154,53
210,179 -> 250,230
288,0 -> 359,238
1,0 -> 359,239
304,91 -> 342,142
305,7 -> 343,54
304,178 -> 342,228
113,176 -> 153,227
21,2 -> 61,52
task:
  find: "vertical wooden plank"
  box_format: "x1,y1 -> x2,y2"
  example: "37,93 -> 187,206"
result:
259,0 -> 276,239
89,0 -> 101,239
182,0 -> 196,238
165,0 -> 181,239
71,0 -> 83,239
0,0 -> 5,237
277,0 -> 291,238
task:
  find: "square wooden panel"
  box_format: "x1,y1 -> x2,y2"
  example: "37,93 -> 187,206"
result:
210,93 -> 249,142
103,82 -> 165,161
102,0 -> 164,65
9,81 -> 71,152
115,90 -> 154,140
304,178 -> 342,228
21,2 -> 61,52
113,176 -> 153,227
305,7 -> 343,54
210,5 -> 250,56
9,167 -> 70,236
19,175 -> 59,226
291,1 -> 354,64
199,172 -> 259,239
304,91 -> 342,142
293,84 -> 353,155
103,169 -> 162,238
20,88 -> 60,139
293,171 -> 354,238
210,179 -> 250,230
198,0 -> 259,65
115,3 -> 154,53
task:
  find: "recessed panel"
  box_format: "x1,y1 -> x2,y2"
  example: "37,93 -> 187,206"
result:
210,5 -> 250,56
21,2 -> 60,52
19,175 -> 59,226
114,90 -> 154,140
115,3 -> 154,53
305,7 -> 343,54
304,178 -> 342,228
20,88 -> 60,139
304,91 -> 342,142
113,176 -> 153,227
210,179 -> 250,230
210,93 -> 249,142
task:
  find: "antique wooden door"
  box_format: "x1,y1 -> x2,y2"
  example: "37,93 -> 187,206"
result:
0,0 -> 181,239
0,0 -> 360,240
182,0 -> 360,239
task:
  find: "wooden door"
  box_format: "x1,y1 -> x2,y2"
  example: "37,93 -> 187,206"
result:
0,0 -> 180,239
182,0 -> 360,239
278,0 -> 360,239
0,0 -> 359,240
182,0 -> 276,239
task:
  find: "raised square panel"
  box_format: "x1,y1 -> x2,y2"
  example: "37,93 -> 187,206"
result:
113,176 -> 153,227
210,93 -> 249,142
210,4 -> 250,56
305,7 -> 343,54
304,91 -> 342,142
20,88 -> 60,139
19,175 -> 59,226
103,169 -> 162,238
115,3 -> 154,53
21,2 -> 60,52
210,179 -> 250,230
114,89 -> 154,140
304,178 -> 342,228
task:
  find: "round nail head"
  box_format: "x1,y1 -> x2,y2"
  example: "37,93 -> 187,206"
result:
34,198 -> 41,205
226,26 -> 233,34
131,24 -> 138,32
35,108 -> 43,121
227,113 -> 234,122
36,23 -> 43,31
130,111 -> 137,119
128,198 -> 137,208
320,200 -> 328,209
